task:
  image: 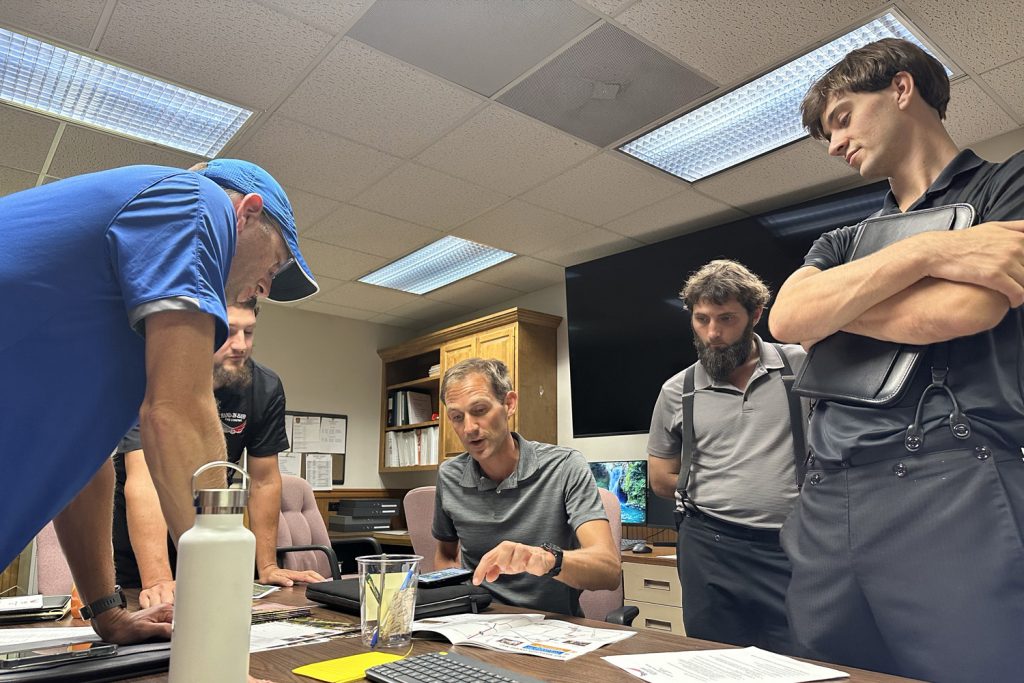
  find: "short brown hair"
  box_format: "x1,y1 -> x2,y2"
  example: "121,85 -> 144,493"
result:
680,259 -> 770,315
232,297 -> 260,318
801,38 -> 950,140
440,358 -> 513,405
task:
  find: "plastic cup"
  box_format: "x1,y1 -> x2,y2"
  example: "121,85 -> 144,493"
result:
356,554 -> 422,648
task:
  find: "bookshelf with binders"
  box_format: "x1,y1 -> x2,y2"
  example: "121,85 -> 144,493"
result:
377,308 -> 560,474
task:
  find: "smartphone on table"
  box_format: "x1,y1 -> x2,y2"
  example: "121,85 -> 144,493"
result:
418,567 -> 473,588
0,641 -> 117,671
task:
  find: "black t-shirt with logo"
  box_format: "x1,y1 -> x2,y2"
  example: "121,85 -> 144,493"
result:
111,360 -> 289,587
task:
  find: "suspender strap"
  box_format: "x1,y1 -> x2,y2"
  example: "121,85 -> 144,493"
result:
676,346 -> 809,503
772,343 -> 810,488
676,365 -> 697,506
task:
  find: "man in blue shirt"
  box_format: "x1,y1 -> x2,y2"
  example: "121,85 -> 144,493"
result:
0,159 -> 318,646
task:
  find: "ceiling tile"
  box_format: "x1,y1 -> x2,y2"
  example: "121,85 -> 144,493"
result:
347,0 -> 597,97
0,165 -> 38,197
367,312 -> 422,328
415,104 -> 597,195
696,139 -> 857,213
236,115 -> 402,201
603,187 -> 745,242
352,163 -> 508,230
298,300 -> 379,320
521,152 -> 680,224
454,200 -> 594,255
304,203 -> 443,259
981,58 -> 1024,122
256,0 -> 374,34
299,240 -> 389,281
0,0 -> 106,49
577,0 -> 636,17
285,187 -> 341,233
388,298 -> 471,323
616,0 -> 878,85
472,257 -> 566,292
423,278 -> 521,310
904,0 -> 1024,73
277,37 -> 484,158
944,79 -> 1020,148
318,281 -> 420,310
48,124 -> 202,178
533,226 -> 642,266
0,105 -> 59,174
497,22 -> 715,147
98,0 -> 331,109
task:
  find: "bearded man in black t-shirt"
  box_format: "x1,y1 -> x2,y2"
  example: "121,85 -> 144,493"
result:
112,299 -> 324,606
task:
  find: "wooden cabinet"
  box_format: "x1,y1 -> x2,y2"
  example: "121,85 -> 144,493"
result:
622,551 -> 686,635
378,308 -> 560,472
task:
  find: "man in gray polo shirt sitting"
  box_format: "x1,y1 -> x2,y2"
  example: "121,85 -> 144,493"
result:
432,357 -> 621,617
648,260 -> 808,654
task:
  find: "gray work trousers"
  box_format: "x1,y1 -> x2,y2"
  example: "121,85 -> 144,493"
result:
782,436 -> 1024,683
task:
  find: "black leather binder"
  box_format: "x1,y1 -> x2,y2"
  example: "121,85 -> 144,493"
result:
306,578 -> 492,619
0,642 -> 170,682
793,203 -> 976,407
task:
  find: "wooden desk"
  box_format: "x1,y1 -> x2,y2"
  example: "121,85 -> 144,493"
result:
329,530 -> 413,549
7,587 -> 919,682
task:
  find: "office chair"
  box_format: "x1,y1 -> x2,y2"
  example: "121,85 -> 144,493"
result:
404,485 -> 636,625
35,521 -> 73,596
276,475 -> 381,580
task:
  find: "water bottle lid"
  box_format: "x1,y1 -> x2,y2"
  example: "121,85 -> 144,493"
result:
192,461 -> 249,514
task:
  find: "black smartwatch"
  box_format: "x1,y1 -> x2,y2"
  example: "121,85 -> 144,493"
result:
541,542 -> 563,578
79,586 -> 127,621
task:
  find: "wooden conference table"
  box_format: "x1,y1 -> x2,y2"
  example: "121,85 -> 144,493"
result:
17,587 -> 921,682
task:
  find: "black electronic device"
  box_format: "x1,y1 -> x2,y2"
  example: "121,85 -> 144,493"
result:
418,567 -> 473,588
366,651 -> 545,683
0,642 -> 117,671
630,543 -> 653,554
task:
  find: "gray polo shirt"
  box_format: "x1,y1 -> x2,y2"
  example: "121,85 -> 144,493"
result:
647,336 -> 807,528
432,433 -> 607,616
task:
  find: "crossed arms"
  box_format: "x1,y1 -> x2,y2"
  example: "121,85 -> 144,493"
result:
769,220 -> 1024,347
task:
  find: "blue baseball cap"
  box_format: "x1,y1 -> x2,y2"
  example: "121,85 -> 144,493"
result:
196,159 -> 319,302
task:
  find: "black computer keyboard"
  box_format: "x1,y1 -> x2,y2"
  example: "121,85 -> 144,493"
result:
365,651 -> 546,683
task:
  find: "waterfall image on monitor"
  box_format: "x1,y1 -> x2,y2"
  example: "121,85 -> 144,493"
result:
588,460 -> 647,524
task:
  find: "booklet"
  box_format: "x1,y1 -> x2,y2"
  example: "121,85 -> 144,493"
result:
604,647 -> 850,683
410,612 -> 635,661
0,595 -> 71,625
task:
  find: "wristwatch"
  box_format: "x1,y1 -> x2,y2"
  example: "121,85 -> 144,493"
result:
79,586 -> 127,621
541,542 -> 563,578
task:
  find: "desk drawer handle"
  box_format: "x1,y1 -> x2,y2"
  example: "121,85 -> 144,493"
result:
643,579 -> 671,591
645,618 -> 673,631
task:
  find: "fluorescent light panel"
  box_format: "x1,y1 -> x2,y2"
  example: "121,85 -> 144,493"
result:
619,12 -> 955,182
359,236 -> 516,295
0,27 -> 251,157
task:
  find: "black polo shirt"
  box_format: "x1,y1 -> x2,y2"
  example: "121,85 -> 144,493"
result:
111,359 -> 289,587
802,149 -> 1024,464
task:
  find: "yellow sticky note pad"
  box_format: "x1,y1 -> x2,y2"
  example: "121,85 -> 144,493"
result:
293,651 -> 404,683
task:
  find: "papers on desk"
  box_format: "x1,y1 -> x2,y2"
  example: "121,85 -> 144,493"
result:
603,647 -> 850,683
249,619 -> 359,652
410,612 -> 635,661
0,626 -> 98,650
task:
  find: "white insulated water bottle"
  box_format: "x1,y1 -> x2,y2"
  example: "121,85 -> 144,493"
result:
168,461 -> 255,683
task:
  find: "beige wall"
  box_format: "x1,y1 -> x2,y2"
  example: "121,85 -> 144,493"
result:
251,304 -> 411,488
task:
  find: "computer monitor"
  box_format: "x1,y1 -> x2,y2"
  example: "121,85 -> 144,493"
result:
646,487 -> 677,529
588,460 -> 647,524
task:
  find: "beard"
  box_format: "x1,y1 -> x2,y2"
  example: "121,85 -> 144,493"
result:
693,318 -> 755,383
214,359 -> 253,391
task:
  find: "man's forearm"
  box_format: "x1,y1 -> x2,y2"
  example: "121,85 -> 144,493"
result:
842,277 -> 1010,343
771,243 -> 930,343
124,451 -> 174,588
52,460 -> 117,605
249,468 -> 282,575
556,545 -> 621,592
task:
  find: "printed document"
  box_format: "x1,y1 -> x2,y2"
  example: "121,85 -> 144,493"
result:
410,612 -> 634,661
603,647 -> 850,683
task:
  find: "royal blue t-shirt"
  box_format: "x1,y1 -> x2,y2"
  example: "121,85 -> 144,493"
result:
0,165 -> 235,567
